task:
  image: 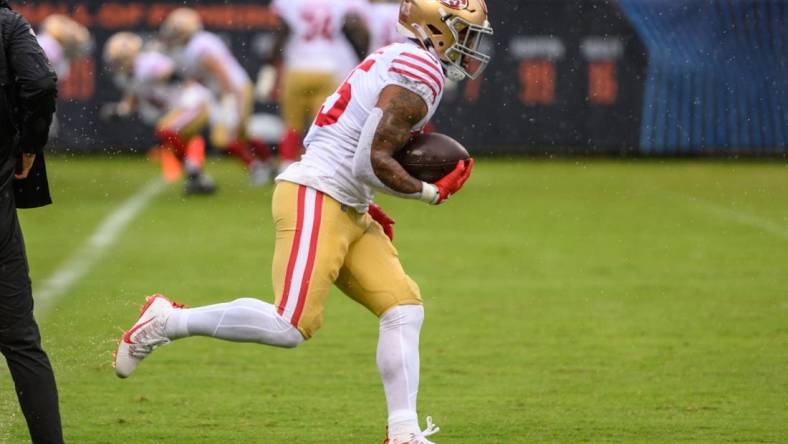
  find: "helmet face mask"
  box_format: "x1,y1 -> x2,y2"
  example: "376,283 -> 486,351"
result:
443,16 -> 493,80
398,0 -> 493,82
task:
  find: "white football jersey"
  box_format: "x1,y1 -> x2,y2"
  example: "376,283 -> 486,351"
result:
368,2 -> 407,53
116,52 -> 211,125
129,52 -> 177,122
176,31 -> 251,94
37,33 -> 69,79
277,41 -> 446,211
273,0 -> 366,77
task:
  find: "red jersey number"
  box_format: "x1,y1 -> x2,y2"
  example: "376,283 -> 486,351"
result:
301,10 -> 333,41
315,59 -> 377,127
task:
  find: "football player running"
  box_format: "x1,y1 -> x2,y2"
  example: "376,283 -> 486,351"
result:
102,32 -> 216,195
160,8 -> 274,185
114,1 -> 492,443
263,0 -> 370,171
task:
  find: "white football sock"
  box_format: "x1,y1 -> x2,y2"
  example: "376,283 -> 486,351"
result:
165,298 -> 304,348
377,305 -> 424,438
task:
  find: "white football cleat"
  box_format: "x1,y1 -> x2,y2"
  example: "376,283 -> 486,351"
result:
384,417 -> 440,444
114,294 -> 183,378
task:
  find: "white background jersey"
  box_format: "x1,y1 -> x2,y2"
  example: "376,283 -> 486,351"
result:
176,31 -> 251,94
368,2 -> 407,53
273,0 -> 366,78
117,52 -> 210,125
37,33 -> 68,79
129,52 -> 177,122
278,41 -> 446,211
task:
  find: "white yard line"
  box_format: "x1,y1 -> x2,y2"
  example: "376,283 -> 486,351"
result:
680,194 -> 788,241
1,179 -> 165,441
33,179 -> 166,317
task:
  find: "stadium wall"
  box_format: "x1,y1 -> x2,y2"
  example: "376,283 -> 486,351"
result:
618,0 -> 787,155
10,0 -> 787,156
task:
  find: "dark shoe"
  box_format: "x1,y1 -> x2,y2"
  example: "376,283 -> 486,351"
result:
184,173 -> 217,195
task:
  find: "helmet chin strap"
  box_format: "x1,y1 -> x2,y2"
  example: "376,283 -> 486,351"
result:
409,23 -> 467,82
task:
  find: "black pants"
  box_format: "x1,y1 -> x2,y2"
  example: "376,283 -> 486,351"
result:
0,208 -> 63,444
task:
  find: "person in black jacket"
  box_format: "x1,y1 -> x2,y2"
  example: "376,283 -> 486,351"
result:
0,2 -> 63,443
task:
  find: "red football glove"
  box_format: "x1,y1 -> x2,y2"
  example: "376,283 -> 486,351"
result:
368,203 -> 395,241
421,158 -> 474,205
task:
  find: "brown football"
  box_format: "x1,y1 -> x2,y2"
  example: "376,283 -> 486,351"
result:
394,133 -> 470,183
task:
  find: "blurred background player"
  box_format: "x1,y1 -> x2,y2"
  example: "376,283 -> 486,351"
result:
263,0 -> 370,172
102,32 -> 216,195
160,8 -> 273,186
35,14 -> 92,138
35,14 -> 92,80
368,0 -> 408,52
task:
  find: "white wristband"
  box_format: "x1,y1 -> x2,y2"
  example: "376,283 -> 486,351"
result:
419,182 -> 439,204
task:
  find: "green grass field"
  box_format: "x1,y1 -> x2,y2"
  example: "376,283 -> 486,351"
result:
1,157 -> 786,443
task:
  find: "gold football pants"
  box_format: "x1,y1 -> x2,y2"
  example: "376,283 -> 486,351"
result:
272,182 -> 422,339
156,104 -> 209,140
280,70 -> 338,132
210,83 -> 254,149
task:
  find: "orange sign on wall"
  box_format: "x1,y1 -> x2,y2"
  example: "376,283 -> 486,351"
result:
59,58 -> 95,101
588,61 -> 617,105
11,2 -> 280,29
519,60 -> 556,105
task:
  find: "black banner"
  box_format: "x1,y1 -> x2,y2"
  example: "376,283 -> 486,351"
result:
12,0 -> 647,154
437,0 -> 647,154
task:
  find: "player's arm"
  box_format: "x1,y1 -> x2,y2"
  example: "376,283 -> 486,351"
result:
256,19 -> 289,100
202,53 -> 246,118
353,84 -> 474,204
369,85 -> 426,194
267,0 -> 289,65
342,12 -> 370,61
99,91 -> 138,121
268,20 -> 290,65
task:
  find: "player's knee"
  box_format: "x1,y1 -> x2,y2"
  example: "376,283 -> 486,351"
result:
379,304 -> 424,331
155,127 -> 176,143
293,315 -> 322,343
275,318 -> 305,349
374,278 -> 423,321
156,128 -> 186,151
210,126 -> 236,149
279,330 -> 304,348
227,298 -> 305,348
